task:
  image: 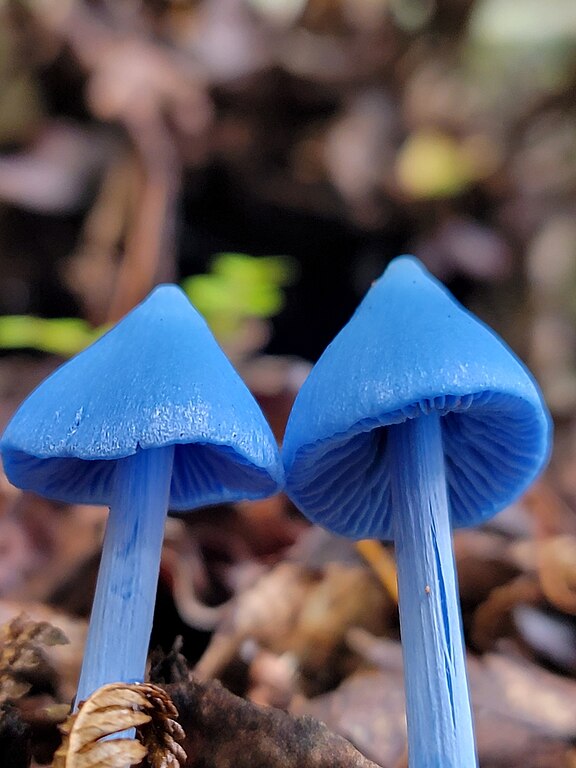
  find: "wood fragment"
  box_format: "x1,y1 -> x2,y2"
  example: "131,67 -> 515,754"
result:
355,540 -> 398,602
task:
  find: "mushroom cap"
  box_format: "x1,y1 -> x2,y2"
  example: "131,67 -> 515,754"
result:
282,256 -> 552,539
1,285 -> 283,509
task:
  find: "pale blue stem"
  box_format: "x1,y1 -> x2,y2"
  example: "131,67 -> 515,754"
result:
388,413 -> 477,768
75,444 -> 174,707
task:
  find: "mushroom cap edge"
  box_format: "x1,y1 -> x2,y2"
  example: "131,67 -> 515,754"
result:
282,257 -> 552,539
0,284 -> 284,509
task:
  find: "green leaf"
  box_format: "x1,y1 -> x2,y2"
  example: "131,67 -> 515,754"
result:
181,253 -> 298,339
0,316 -> 100,356
214,253 -> 297,288
396,130 -> 474,199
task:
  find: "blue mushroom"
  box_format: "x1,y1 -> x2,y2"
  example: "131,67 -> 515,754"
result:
1,285 -> 284,708
283,256 -> 551,768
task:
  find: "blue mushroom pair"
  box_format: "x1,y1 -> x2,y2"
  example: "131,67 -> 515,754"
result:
1,257 -> 551,767
283,257 -> 551,767
0,286 -> 284,706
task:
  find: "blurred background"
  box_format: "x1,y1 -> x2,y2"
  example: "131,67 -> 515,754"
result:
0,1 -> 576,766
0,0 -> 574,364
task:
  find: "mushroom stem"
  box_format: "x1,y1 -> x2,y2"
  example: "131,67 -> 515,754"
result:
75,444 -> 174,707
389,413 -> 477,768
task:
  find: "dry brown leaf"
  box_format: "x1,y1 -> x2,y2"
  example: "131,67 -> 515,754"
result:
194,562 -> 392,695
302,634 -> 576,767
193,562 -> 320,681
537,534 -> 576,614
53,686 -> 149,768
470,574 -> 542,651
0,613 -> 68,706
453,528 -> 520,606
52,682 -> 186,768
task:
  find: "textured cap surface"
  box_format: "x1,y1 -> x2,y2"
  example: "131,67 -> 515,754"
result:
283,256 -> 551,539
1,285 -> 283,508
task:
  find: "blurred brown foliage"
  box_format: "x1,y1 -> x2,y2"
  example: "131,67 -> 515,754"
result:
0,1 -> 575,767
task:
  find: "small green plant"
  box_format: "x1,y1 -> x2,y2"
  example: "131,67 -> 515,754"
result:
181,253 -> 297,339
0,316 -> 102,356
0,253 -> 296,357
